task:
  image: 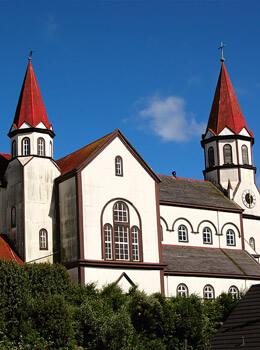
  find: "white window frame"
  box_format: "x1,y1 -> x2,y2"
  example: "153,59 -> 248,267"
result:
226,229 -> 235,246
203,227 -> 212,244
177,283 -> 188,297
203,285 -> 214,300
178,225 -> 188,242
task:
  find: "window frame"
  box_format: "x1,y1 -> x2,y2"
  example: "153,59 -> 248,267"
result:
115,156 -> 123,177
208,146 -> 215,168
229,285 -> 239,299
21,137 -> 30,156
226,229 -> 236,246
223,144 -> 233,164
249,237 -> 255,251
178,225 -> 188,242
203,227 -> 212,245
39,229 -> 48,250
37,137 -> 45,156
11,207 -> 16,228
242,145 -> 249,165
203,284 -> 215,300
177,283 -> 189,297
11,140 -> 17,158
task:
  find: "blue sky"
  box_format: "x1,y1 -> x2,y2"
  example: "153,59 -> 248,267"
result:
1,0 -> 260,181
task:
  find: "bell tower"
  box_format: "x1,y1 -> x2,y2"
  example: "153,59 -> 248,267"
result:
5,58 -> 60,262
201,54 -> 260,217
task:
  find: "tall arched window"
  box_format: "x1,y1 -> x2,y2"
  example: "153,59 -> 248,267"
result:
115,156 -> 123,176
39,229 -> 48,250
242,145 -> 249,165
37,138 -> 45,156
203,227 -> 212,244
50,141 -> 53,158
226,229 -> 235,246
229,286 -> 239,299
11,140 -> 17,158
11,207 -> 16,228
208,147 -> 215,168
103,201 -> 142,261
22,137 -> 30,156
203,285 -> 215,299
178,225 -> 188,242
223,144 -> 232,164
177,283 -> 188,297
249,237 -> 255,250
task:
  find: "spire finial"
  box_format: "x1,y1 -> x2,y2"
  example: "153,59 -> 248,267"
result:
28,49 -> 34,60
218,42 -> 226,62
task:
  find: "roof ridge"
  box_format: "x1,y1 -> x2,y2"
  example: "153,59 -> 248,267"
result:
158,174 -> 209,183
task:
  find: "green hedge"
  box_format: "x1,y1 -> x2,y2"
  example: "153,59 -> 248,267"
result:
0,260 -> 240,349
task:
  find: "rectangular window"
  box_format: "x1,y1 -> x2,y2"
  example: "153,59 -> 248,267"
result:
104,225 -> 112,260
115,226 -> 129,260
132,227 -> 140,261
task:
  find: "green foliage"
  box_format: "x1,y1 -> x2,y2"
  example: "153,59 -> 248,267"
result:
0,260 -> 241,349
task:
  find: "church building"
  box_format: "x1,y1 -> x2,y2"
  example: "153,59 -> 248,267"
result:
1,55 -> 260,299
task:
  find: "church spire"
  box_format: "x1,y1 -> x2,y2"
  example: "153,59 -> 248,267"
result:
204,62 -> 252,138
9,59 -> 53,135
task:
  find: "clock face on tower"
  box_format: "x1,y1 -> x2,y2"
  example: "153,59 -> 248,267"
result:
242,189 -> 256,209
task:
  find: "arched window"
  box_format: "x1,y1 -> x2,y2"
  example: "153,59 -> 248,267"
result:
37,138 -> 45,156
11,140 -> 17,158
203,285 -> 215,300
229,286 -> 239,299
203,227 -> 212,244
223,144 -> 232,164
178,225 -> 188,242
39,229 -> 48,250
226,229 -> 235,246
11,207 -> 16,228
242,145 -> 249,165
22,137 -> 30,156
103,201 -> 142,262
115,156 -> 123,176
208,147 -> 215,168
177,283 -> 188,297
50,141 -> 53,158
249,237 -> 255,250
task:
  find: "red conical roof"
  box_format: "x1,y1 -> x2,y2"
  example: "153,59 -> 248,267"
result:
10,60 -> 52,131
206,62 -> 252,137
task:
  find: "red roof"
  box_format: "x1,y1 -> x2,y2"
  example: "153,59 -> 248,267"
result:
0,235 -> 23,264
10,59 -> 52,131
205,62 -> 252,137
56,132 -> 113,175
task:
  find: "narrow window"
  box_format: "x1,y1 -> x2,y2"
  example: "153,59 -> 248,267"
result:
11,207 -> 16,228
203,285 -> 214,300
37,138 -> 45,156
11,140 -> 17,158
203,227 -> 212,244
104,224 -> 113,260
242,145 -> 249,165
223,144 -> 232,164
39,229 -> 48,250
50,141 -> 53,158
249,237 -> 255,250
22,137 -> 30,156
131,226 -> 140,261
226,229 -> 235,246
115,156 -> 123,176
229,286 -> 239,299
177,283 -> 188,297
178,225 -> 188,242
208,147 -> 215,168
114,201 -> 129,260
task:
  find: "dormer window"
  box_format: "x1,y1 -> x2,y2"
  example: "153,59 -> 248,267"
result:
115,156 -> 123,176
22,137 -> 30,156
223,144 -> 232,164
11,140 -> 17,158
208,147 -> 215,168
242,145 -> 249,165
37,138 -> 45,156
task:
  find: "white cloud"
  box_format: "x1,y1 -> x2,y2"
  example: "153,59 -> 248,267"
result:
44,14 -> 59,40
139,95 -> 205,142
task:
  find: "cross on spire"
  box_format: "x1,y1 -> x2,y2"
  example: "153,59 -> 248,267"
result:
28,49 -> 35,60
218,42 -> 226,62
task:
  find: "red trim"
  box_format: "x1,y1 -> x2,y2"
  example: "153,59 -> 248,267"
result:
76,172 -> 85,284
240,213 -> 245,251
65,259 -> 166,270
